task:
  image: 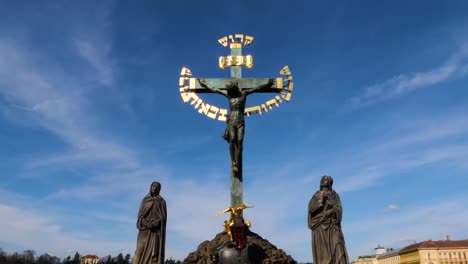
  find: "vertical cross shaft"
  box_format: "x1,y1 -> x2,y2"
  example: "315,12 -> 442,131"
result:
179,34 -> 294,219
230,43 -> 242,79
230,42 -> 242,207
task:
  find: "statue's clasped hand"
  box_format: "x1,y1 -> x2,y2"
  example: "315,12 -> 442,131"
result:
148,219 -> 161,230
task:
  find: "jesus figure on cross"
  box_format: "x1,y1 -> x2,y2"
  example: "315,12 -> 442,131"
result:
198,78 -> 275,177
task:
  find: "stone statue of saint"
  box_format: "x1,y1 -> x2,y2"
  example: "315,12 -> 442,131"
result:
133,182 -> 167,264
308,175 -> 349,264
198,78 -> 275,175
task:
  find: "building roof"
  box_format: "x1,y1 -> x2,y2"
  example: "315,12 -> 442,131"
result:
399,239 -> 468,254
377,248 -> 402,259
374,245 -> 387,255
82,255 -> 99,259
353,256 -> 376,263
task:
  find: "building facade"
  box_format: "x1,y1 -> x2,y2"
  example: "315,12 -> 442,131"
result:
399,239 -> 468,264
81,255 -> 99,264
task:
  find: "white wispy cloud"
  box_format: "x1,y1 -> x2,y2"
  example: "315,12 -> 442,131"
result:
75,39 -> 115,86
384,204 -> 400,212
308,109 -> 468,194
345,194 -> 468,259
0,38 -> 138,170
350,43 -> 468,106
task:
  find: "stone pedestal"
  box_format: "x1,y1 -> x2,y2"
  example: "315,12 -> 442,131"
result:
182,229 -> 297,264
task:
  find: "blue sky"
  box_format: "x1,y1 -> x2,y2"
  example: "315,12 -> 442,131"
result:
1,0 -> 468,262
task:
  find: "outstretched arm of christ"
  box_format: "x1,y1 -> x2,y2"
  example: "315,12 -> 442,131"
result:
243,78 -> 275,95
198,78 -> 227,97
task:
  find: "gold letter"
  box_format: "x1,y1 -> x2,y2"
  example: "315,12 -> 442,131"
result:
244,35 -> 253,46
218,36 -> 228,47
207,105 -> 219,119
276,77 -> 283,88
198,102 -> 210,115
228,35 -> 235,44
235,34 -> 244,43
281,82 -> 293,101
245,105 -> 262,116
180,91 -> 199,104
275,95 -> 283,103
234,56 -> 243,66
245,55 -> 254,68
219,56 -> 226,69
179,77 -> 188,86
181,67 -> 192,76
218,109 -> 228,121
280,65 -> 291,76
266,98 -> 280,109
226,56 -> 234,66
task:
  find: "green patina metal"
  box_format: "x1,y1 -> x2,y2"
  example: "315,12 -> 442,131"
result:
190,78 -> 279,93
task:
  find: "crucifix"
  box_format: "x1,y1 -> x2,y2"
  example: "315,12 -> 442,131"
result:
179,34 -> 294,208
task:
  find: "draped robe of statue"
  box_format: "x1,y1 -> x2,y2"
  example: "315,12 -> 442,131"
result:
133,185 -> 167,264
308,188 -> 349,264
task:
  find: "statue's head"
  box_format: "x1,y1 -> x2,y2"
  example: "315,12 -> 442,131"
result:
150,181 -> 161,196
226,80 -> 240,92
320,175 -> 333,189
230,216 -> 248,249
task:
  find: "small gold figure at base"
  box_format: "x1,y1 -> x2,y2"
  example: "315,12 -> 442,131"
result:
215,203 -> 253,241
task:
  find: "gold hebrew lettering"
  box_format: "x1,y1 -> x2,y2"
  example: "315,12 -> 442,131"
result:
226,56 -> 234,66
180,92 -> 191,103
229,35 -> 235,44
198,103 -> 210,115
193,98 -> 203,109
266,98 -> 280,109
219,56 -> 227,69
207,105 -> 219,119
181,67 -> 193,76
261,104 -> 268,112
179,77 -> 188,86
280,66 -> 291,75
189,78 -> 197,90
235,34 -> 244,43
218,109 -> 228,121
244,35 -> 253,46
188,94 -> 200,105
245,55 -> 253,68
276,77 -> 283,88
245,105 -> 262,116
281,82 -> 293,101
234,56 -> 243,66
180,91 -> 199,104
275,95 -> 283,103
218,36 -> 228,47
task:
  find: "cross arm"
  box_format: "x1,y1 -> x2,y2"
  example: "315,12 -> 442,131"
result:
243,78 -> 275,96
198,78 -> 227,97
188,78 -> 283,93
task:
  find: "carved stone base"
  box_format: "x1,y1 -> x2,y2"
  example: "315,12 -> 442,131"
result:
182,229 -> 298,264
